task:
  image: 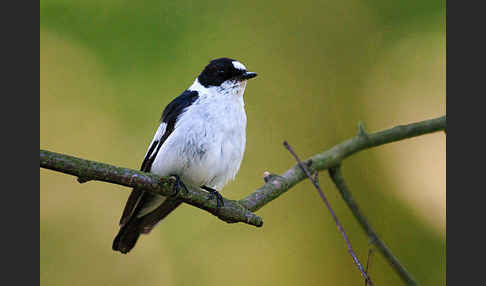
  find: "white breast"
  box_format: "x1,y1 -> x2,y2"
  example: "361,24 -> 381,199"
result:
151,79 -> 247,191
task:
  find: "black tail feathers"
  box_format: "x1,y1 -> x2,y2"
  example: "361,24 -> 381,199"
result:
112,197 -> 183,254
112,220 -> 142,254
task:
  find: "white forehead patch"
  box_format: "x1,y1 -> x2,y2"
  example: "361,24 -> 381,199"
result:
232,61 -> 246,71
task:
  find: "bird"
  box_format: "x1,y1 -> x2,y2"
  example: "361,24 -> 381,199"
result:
112,57 -> 257,254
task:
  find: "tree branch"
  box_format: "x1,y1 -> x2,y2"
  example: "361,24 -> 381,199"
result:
40,115 -> 444,242
329,165 -> 419,286
236,116 -> 443,284
40,150 -> 263,227
40,115 -> 444,284
239,115 -> 445,211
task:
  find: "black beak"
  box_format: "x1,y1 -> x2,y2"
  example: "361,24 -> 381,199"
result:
239,71 -> 258,80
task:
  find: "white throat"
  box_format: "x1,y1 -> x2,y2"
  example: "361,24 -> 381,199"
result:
189,78 -> 247,99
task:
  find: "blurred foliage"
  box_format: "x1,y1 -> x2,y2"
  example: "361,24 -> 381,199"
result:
40,0 -> 445,285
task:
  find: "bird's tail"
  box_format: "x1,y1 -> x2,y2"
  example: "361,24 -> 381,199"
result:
112,218 -> 142,254
112,197 -> 183,254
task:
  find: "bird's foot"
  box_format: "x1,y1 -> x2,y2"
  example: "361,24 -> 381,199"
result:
170,174 -> 188,197
201,186 -> 224,208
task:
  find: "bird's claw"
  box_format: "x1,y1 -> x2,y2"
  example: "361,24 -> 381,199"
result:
201,186 -> 224,208
171,175 -> 188,197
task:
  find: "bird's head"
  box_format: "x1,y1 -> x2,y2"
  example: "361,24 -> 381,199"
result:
197,58 -> 257,89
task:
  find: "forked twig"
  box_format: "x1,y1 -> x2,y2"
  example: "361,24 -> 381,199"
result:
329,165 -> 418,285
283,141 -> 373,286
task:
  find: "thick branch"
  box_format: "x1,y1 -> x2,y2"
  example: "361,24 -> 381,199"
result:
329,165 -> 418,286
40,115 -> 444,284
40,116 -> 444,230
239,116 -> 445,211
40,150 -> 263,227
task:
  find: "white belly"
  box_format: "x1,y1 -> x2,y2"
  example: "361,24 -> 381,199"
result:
151,95 -> 246,191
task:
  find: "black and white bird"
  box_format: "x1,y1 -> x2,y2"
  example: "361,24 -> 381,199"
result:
113,58 -> 257,254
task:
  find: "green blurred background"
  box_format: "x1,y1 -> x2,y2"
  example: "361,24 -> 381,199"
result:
40,0 -> 445,285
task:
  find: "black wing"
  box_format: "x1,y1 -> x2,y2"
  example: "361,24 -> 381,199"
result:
118,90 -> 199,226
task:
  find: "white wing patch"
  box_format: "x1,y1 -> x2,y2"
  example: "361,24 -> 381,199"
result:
145,122 -> 167,159
135,122 -> 169,218
232,61 -> 246,71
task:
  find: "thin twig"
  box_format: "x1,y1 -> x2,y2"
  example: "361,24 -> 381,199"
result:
329,165 -> 419,285
283,141 -> 373,286
365,248 -> 374,286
